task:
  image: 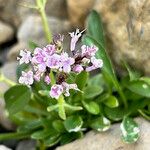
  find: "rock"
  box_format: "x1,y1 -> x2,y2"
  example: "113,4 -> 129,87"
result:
0,62 -> 17,130
7,42 -> 27,62
67,0 -> 95,27
46,0 -> 68,19
93,0 -> 150,75
17,15 -> 71,45
0,21 -> 14,44
0,0 -> 20,28
0,145 -> 12,150
16,140 -> 36,150
56,118 -> 150,150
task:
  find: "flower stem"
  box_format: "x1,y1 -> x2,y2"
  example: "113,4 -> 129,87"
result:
0,132 -> 30,141
0,73 -> 16,86
58,95 -> 66,120
36,0 -> 52,43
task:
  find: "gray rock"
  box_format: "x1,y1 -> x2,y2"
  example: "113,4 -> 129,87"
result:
17,15 -> 71,45
0,62 -> 17,130
46,0 -> 68,19
7,42 -> 27,62
56,118 -> 150,150
94,0 -> 150,75
0,21 -> 14,44
16,140 -> 36,150
0,145 -> 12,150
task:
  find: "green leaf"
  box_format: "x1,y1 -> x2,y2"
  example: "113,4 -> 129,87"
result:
127,80 -> 150,97
28,40 -> 38,50
52,120 -> 65,133
123,61 -> 140,81
104,106 -> 127,121
44,134 -> 61,147
88,74 -> 106,87
31,129 -> 52,140
140,77 -> 150,85
64,116 -> 83,133
4,85 -> 31,114
60,132 -> 83,145
87,10 -> 105,48
104,95 -> 119,108
120,117 -> 140,143
82,101 -> 100,115
84,85 -> 103,99
76,71 -> 88,90
90,116 -> 111,132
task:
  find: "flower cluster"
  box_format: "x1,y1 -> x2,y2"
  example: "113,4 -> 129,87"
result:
17,29 -> 103,99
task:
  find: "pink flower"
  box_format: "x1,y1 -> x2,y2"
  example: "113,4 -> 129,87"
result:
34,71 -> 42,82
81,45 -> 98,57
19,71 -> 34,85
69,29 -> 85,52
44,75 -> 51,85
46,54 -> 61,69
60,52 -> 75,73
86,57 -> 103,72
50,84 -> 63,99
32,48 -> 47,72
73,65 -> 84,73
43,44 -> 55,56
17,49 -> 32,64
62,82 -> 80,97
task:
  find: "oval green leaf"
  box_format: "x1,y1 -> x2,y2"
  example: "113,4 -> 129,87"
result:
82,101 -> 100,115
4,85 -> 31,114
90,116 -> 111,132
64,116 -> 83,133
120,117 -> 140,143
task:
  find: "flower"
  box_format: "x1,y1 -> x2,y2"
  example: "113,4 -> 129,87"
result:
69,29 -> 84,52
46,54 -> 61,69
44,75 -> 51,85
73,65 -> 84,73
62,82 -> 80,97
19,71 -> 34,85
43,44 -> 55,56
17,29 -> 103,99
81,45 -> 98,57
17,49 -> 32,64
32,48 -> 47,72
60,52 -> 75,73
86,57 -> 103,72
50,84 -> 63,99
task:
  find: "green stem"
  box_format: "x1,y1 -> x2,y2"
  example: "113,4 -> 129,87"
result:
36,0 -> 52,43
0,73 -> 16,86
138,109 -> 150,121
50,70 -> 55,85
38,141 -> 46,150
113,79 -> 127,109
58,95 -> 66,120
0,132 -> 30,141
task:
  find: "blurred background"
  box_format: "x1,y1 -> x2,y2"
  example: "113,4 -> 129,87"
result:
0,0 -> 150,75
0,0 -> 150,149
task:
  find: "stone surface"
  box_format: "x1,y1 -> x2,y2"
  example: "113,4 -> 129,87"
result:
16,140 -> 36,150
56,118 -> 150,150
0,145 -> 12,150
7,42 -> 27,62
0,62 -> 17,130
67,0 -> 95,27
46,0 -> 68,19
17,15 -> 71,45
94,0 -> 150,75
0,21 -> 14,44
0,0 -> 68,28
